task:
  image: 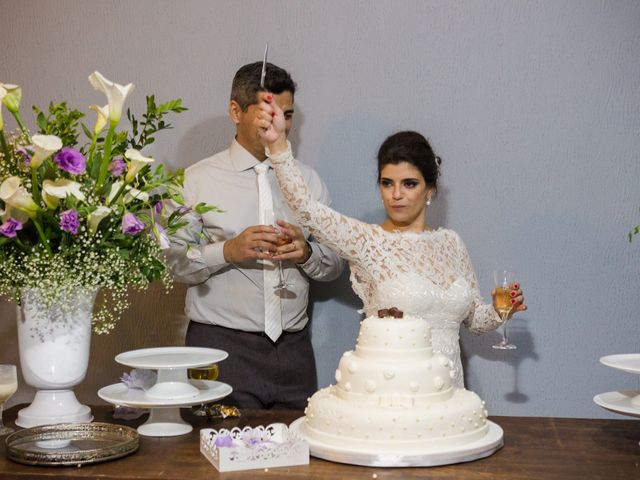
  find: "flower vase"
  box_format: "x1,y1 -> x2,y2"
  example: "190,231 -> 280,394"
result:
15,288 -> 97,428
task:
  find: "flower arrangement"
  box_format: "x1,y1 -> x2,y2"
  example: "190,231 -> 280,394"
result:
0,72 -> 218,333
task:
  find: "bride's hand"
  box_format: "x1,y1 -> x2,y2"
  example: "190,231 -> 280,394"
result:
255,92 -> 288,154
491,282 -> 527,319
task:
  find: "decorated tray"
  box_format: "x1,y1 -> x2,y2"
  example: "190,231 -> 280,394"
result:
5,422 -> 138,466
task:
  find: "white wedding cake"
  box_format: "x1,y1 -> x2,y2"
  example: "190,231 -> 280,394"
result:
301,311 -> 489,453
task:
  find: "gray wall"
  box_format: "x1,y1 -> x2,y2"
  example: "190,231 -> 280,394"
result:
1,0 -> 639,419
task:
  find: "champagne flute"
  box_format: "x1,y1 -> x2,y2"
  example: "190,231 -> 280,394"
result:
273,227 -> 292,291
492,270 -> 517,350
188,364 -> 219,417
0,365 -> 18,435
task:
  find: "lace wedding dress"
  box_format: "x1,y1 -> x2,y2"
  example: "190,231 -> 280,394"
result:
269,147 -> 502,387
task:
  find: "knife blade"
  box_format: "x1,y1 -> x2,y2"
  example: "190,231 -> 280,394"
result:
260,42 -> 269,88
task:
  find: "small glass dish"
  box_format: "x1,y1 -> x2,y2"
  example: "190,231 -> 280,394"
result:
6,422 -> 139,466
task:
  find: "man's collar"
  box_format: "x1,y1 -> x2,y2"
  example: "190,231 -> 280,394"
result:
229,139 -> 271,171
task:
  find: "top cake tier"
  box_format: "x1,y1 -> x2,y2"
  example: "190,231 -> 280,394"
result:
356,315 -> 432,355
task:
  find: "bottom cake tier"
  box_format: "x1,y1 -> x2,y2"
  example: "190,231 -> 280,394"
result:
303,386 -> 489,452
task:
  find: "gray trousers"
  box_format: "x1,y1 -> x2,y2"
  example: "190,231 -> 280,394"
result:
186,321 -> 317,410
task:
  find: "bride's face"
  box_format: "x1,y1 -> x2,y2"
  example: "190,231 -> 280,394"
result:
379,162 -> 433,231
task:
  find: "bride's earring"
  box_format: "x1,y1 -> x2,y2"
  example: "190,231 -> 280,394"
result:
426,197 -> 431,207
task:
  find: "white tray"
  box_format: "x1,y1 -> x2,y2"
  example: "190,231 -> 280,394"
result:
599,354 -> 640,375
115,346 -> 228,370
98,380 -> 232,438
98,380 -> 232,408
593,390 -> 640,418
289,417 -> 503,467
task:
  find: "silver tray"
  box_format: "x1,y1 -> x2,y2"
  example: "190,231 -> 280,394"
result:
5,422 -> 139,466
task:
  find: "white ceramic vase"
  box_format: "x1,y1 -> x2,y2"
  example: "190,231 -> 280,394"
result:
16,287 -> 97,428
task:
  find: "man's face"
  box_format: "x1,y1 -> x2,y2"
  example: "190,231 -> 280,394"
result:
231,90 -> 294,159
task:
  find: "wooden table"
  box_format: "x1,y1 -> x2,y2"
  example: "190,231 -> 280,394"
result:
1,405 -> 638,479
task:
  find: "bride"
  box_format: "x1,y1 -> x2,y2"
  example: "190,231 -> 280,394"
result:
255,93 -> 526,388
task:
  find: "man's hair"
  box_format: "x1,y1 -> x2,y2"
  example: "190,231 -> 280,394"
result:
230,62 -> 297,111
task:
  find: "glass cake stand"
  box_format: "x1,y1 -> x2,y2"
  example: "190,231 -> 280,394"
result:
289,417 -> 504,467
593,353 -> 640,418
98,347 -> 232,437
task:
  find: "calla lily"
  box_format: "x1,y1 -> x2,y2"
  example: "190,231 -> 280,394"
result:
124,148 -> 154,182
0,83 -> 22,113
107,181 -> 149,205
30,134 -> 62,169
42,178 -> 86,209
89,104 -> 109,135
0,205 -> 30,224
123,186 -> 149,204
88,206 -> 111,234
0,176 -> 39,217
88,72 -> 134,125
0,85 -> 6,130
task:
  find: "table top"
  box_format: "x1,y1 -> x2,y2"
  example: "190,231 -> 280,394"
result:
1,404 -> 639,479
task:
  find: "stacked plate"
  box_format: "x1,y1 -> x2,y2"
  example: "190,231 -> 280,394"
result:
98,347 -> 232,437
593,354 -> 640,418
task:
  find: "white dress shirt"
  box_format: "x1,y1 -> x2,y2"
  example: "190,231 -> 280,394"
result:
167,140 -> 344,332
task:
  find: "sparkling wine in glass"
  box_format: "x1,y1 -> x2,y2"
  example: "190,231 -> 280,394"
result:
273,228 -> 292,291
492,270 -> 517,350
188,364 -> 219,417
0,365 -> 18,435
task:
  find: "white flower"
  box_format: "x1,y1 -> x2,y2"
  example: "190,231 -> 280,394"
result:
123,186 -> 149,204
0,83 -> 22,113
42,179 -> 86,209
0,176 -> 38,218
124,148 -> 154,183
0,85 -> 6,130
89,104 -> 109,135
88,206 -> 111,234
88,71 -> 134,125
30,134 -> 63,169
107,181 -> 149,205
0,204 -> 30,224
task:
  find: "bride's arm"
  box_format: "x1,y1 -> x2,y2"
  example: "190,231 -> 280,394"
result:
268,144 -> 377,264
454,232 -> 503,334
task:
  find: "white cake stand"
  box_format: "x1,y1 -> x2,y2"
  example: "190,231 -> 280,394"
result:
98,347 -> 232,437
594,354 -> 640,417
289,417 -> 503,467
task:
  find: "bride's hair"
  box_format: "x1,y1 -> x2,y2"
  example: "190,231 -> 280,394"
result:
377,131 -> 441,191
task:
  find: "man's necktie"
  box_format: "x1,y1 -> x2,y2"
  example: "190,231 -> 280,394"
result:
254,163 -> 282,342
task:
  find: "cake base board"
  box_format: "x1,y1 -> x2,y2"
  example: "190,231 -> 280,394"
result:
289,417 -> 503,467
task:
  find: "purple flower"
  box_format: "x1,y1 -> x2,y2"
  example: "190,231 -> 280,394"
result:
16,146 -> 32,166
0,218 -> 23,238
59,209 -> 80,234
153,201 -> 163,215
54,147 -> 87,175
108,158 -> 127,177
122,212 -> 145,235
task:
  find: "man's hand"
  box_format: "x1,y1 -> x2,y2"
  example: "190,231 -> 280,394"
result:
271,219 -> 312,264
255,92 -> 288,154
223,225 -> 280,263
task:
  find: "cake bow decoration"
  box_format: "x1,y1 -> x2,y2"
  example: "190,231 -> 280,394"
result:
377,307 -> 404,318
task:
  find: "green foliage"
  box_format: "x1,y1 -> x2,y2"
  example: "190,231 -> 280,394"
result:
32,102 -> 85,148
126,95 -> 188,150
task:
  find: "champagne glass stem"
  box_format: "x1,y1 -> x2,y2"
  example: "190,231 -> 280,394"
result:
502,314 -> 509,345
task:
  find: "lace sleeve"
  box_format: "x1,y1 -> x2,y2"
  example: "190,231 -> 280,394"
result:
455,232 -> 502,334
269,145 -> 381,265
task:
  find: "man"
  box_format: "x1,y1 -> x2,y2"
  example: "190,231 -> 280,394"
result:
167,62 -> 344,409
